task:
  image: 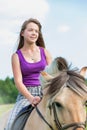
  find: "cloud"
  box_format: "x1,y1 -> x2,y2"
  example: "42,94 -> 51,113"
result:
0,0 -> 49,19
0,29 -> 17,45
58,25 -> 70,33
0,0 -> 50,44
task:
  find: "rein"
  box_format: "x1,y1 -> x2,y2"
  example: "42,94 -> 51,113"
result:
36,106 -> 54,130
35,103 -> 87,130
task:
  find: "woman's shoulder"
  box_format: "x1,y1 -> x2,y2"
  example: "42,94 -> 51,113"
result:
40,47 -> 52,65
12,50 -> 21,57
11,52 -> 19,61
39,47 -> 50,53
39,47 -> 47,53
44,48 -> 52,58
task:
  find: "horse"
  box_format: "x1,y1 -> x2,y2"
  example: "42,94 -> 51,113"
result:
23,57 -> 87,130
1,57 -> 87,130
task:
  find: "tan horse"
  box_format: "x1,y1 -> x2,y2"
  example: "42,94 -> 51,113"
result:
1,57 -> 87,130
24,57 -> 87,130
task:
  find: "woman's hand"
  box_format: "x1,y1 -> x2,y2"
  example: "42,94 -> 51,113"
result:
32,96 -> 41,107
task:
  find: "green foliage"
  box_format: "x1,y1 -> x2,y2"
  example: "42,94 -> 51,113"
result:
0,77 -> 18,104
0,78 -> 86,105
85,79 -> 87,85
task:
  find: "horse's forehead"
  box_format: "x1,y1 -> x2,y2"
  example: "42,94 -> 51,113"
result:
55,87 -> 86,104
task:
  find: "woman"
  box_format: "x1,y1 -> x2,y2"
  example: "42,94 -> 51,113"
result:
6,18 -> 52,130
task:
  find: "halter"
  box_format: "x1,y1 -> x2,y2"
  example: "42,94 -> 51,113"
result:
52,103 -> 86,130
36,103 -> 87,130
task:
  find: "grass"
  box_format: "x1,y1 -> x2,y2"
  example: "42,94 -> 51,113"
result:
0,104 -> 14,117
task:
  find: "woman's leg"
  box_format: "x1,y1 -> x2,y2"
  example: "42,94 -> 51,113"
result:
5,86 -> 42,130
5,94 -> 30,130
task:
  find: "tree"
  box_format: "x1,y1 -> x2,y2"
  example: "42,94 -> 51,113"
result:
0,77 -> 18,104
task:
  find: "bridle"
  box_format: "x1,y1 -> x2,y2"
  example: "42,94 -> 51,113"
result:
52,103 -> 86,130
35,103 -> 87,130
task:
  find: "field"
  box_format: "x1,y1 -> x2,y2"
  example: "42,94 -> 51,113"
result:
0,104 -> 14,117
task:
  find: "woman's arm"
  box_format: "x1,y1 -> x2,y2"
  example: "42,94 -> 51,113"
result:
11,53 -> 41,106
44,49 -> 52,65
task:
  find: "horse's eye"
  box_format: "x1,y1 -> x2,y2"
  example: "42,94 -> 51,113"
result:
55,102 -> 62,108
85,101 -> 87,107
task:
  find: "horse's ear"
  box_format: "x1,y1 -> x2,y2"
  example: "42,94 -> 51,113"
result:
80,67 -> 87,78
41,71 -> 53,80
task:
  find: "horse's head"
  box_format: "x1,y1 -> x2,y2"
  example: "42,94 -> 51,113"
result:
40,57 -> 87,130
40,57 -> 69,88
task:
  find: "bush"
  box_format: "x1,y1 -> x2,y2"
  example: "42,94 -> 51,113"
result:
0,77 -> 18,104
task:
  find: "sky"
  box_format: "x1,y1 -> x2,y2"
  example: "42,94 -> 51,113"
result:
0,0 -> 87,79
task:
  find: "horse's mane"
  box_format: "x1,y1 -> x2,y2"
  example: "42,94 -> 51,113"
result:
55,57 -> 69,71
40,57 -> 69,87
47,70 -> 87,97
46,57 -> 69,75
41,57 -> 87,97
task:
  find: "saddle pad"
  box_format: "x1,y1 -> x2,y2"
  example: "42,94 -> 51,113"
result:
11,105 -> 34,130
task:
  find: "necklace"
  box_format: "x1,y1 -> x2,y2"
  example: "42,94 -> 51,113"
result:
31,57 -> 35,61
30,52 -> 39,62
28,47 -> 40,62
30,55 -> 37,62
30,54 -> 35,60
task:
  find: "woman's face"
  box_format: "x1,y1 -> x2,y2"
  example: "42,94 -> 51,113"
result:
22,22 -> 39,44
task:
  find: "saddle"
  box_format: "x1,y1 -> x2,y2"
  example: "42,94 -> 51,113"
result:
11,105 -> 34,130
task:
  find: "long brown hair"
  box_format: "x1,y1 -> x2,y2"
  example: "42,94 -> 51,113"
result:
17,18 -> 45,50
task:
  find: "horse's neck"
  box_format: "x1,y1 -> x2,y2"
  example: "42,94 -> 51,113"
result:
24,95 -> 51,130
37,94 -> 48,112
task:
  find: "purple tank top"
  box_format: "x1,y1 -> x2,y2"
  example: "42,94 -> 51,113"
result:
16,47 -> 47,87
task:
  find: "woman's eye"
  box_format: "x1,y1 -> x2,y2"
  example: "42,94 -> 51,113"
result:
35,30 -> 39,33
28,29 -> 32,32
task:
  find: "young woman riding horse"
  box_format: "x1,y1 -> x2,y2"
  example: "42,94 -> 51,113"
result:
5,57 -> 87,130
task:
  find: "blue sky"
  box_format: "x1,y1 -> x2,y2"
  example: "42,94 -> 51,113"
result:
0,0 -> 87,79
